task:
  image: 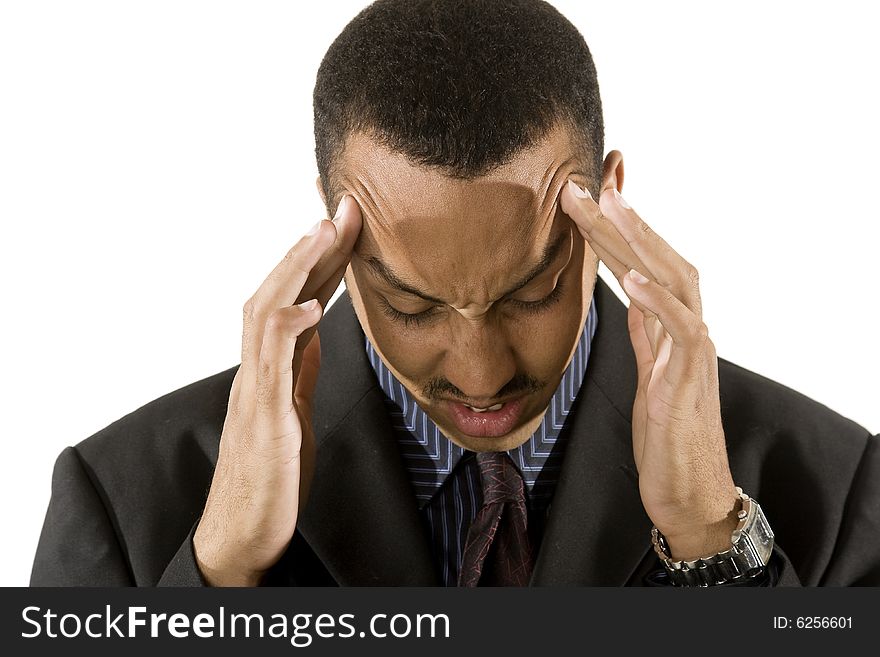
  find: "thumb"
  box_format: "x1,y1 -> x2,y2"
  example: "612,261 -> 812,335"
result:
294,330 -> 322,414
627,302 -> 652,470
627,302 -> 655,382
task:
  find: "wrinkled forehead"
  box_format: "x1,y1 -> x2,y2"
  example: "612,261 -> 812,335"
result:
338,130 -> 583,295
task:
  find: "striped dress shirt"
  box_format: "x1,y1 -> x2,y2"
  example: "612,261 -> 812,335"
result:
365,296 -> 598,585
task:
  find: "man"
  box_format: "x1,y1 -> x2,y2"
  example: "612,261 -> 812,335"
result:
31,0 -> 879,587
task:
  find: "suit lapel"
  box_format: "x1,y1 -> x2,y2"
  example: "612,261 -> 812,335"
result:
296,294 -> 439,585
531,278 -> 654,585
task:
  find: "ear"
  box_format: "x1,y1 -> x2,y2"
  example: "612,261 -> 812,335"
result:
600,150 -> 625,195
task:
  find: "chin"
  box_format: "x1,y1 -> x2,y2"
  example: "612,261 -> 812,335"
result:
453,433 -> 533,453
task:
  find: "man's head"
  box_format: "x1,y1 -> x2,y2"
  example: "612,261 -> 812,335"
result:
313,0 -> 624,451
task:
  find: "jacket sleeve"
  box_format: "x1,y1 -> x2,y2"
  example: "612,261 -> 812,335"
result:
30,446 -> 208,587
755,431 -> 880,586
155,521 -> 209,586
816,433 -> 880,585
724,431 -> 880,587
30,447 -> 133,586
644,432 -> 880,587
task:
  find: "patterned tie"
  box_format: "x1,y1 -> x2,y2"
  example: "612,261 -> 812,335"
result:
458,451 -> 535,587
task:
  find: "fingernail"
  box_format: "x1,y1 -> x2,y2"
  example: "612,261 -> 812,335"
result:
614,189 -> 631,209
628,269 -> 649,285
333,196 -> 348,223
306,220 -> 325,236
568,179 -> 593,200
298,299 -> 319,311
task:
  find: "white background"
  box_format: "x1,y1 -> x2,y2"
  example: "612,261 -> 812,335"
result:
1,1 -> 877,585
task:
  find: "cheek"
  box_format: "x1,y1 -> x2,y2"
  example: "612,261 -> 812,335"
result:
372,321 -> 441,383
507,293 -> 584,379
511,245 -> 591,378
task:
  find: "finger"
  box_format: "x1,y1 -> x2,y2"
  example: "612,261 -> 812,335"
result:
561,182 -> 669,325
598,187 -> 702,317
561,180 -> 703,318
588,239 -> 657,322
241,220 -> 336,372
294,329 -> 321,414
645,312 -> 667,361
229,365 -> 243,404
313,260 -> 350,309
560,181 -> 652,288
261,196 -> 359,315
254,299 -> 323,427
222,367 -> 245,440
265,197 -> 362,381
627,301 -> 656,377
621,269 -> 710,384
291,259 -> 348,381
293,330 -> 321,508
259,220 -> 338,308
295,196 -> 363,305
627,304 -> 650,469
631,295 -> 667,362
586,240 -> 628,281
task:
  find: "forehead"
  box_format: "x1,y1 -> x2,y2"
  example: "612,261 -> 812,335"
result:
338,127 -> 583,301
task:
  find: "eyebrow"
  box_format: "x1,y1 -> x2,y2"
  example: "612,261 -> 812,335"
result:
363,229 -> 571,305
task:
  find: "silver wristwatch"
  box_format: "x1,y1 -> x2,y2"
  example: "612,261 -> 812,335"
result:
650,487 -> 775,587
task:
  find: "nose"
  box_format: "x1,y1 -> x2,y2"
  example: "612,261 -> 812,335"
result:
442,314 -> 516,404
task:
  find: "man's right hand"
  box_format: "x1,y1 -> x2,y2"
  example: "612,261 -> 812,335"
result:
193,196 -> 362,586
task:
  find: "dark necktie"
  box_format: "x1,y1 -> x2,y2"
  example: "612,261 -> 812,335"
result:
458,451 -> 535,587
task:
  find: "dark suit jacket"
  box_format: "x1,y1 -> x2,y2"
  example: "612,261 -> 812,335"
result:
31,278 -> 880,586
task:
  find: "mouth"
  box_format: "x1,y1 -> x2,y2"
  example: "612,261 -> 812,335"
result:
445,397 -> 527,438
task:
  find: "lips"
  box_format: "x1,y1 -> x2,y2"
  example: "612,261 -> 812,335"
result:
463,402 -> 504,413
446,397 -> 526,438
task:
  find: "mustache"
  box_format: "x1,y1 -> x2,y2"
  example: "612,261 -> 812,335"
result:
422,373 -> 544,403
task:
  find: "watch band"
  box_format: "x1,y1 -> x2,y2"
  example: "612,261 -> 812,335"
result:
650,487 -> 775,587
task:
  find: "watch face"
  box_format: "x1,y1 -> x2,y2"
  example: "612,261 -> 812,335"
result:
752,506 -> 775,562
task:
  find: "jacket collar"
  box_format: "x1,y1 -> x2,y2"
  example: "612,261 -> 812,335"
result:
296,277 -> 652,585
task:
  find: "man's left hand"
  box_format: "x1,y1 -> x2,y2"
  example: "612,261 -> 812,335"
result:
561,177 -> 740,561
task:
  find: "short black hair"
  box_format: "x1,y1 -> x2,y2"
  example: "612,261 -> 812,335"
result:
313,0 -> 604,203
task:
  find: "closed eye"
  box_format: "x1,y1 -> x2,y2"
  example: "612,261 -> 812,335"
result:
379,278 -> 565,329
505,278 -> 565,314
378,296 -> 441,328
